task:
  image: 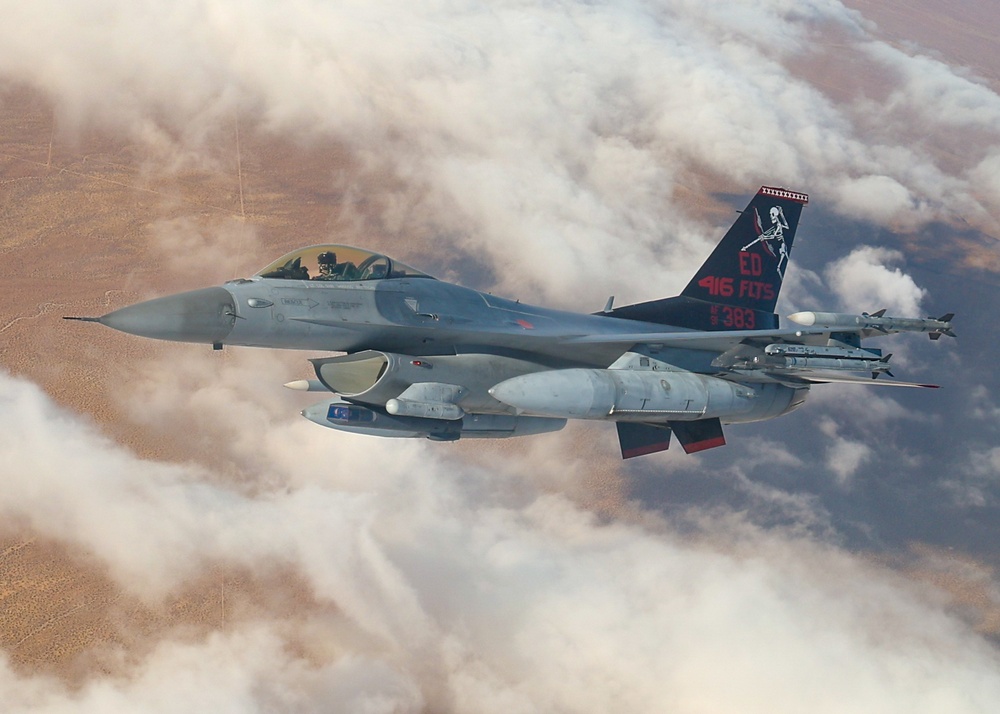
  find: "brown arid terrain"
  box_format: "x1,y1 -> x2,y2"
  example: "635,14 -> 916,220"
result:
0,85 -> 350,679
0,83 -> 630,682
0,538 -> 330,686
845,0 -> 1000,89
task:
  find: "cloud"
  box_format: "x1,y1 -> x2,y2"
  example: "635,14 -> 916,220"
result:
862,41 -> 1000,131
3,0 -> 1000,308
943,446 -> 1000,508
147,216 -> 261,286
968,151 -> 1000,209
819,417 -> 873,488
0,627 -> 423,714
833,174 -> 918,225
807,381 -> 926,429
823,245 -> 927,315
4,370 -> 1000,711
970,385 -> 1000,423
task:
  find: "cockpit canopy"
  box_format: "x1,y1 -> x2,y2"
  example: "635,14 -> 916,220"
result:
255,245 -> 434,282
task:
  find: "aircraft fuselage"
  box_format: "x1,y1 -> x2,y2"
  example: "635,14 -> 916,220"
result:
204,276 -> 718,370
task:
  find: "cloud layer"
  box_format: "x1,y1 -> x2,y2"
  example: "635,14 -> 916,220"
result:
3,371 -> 1000,712
3,0 -> 1000,307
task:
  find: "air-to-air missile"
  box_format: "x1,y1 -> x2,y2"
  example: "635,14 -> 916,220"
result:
787,310 -> 955,340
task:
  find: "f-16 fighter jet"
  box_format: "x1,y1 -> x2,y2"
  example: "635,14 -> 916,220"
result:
66,187 -> 954,458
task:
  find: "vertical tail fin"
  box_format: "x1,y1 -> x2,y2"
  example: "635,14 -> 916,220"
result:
682,186 -> 808,314
607,186 -> 808,331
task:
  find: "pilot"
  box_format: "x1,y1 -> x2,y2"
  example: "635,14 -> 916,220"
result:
317,251 -> 339,280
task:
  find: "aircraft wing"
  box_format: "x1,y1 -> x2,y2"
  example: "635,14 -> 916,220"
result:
562,327 -> 830,350
565,311 -> 953,351
774,372 -> 939,388
566,327 -> 941,388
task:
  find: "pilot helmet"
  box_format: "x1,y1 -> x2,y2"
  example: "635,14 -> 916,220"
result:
318,251 -> 337,265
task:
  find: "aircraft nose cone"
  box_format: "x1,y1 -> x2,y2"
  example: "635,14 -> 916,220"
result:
100,287 -> 236,344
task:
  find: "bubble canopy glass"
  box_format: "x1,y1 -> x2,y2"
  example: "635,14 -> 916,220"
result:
255,245 -> 434,282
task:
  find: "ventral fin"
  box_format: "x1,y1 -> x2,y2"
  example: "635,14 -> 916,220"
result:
616,422 -> 672,459
669,418 -> 726,454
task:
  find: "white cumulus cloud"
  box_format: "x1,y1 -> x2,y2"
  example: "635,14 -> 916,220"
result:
824,245 -> 927,315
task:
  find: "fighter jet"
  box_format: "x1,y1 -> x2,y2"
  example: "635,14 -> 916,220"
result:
66,186 -> 954,458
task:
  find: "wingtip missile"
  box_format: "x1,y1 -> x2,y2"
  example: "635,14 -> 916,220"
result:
787,310 -> 955,338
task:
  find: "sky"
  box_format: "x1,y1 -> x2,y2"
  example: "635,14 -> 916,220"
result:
2,0 -> 1000,712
